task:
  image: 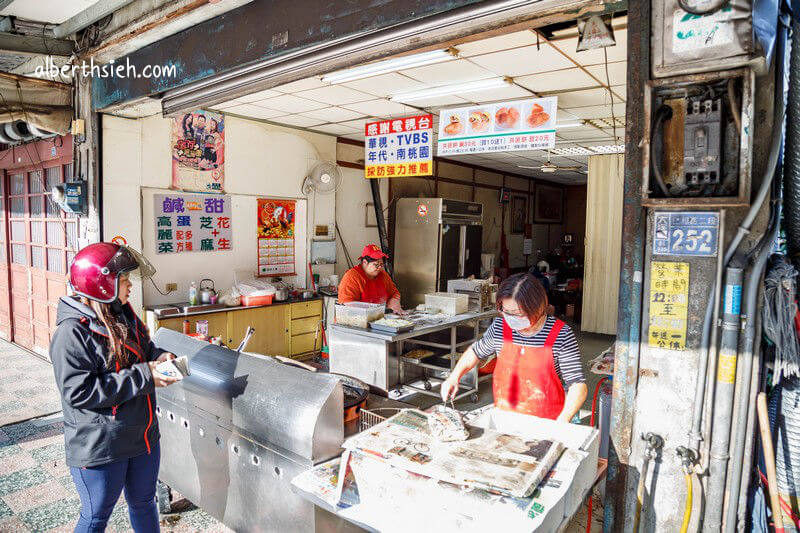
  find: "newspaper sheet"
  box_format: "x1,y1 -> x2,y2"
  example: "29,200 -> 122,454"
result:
343,409 -> 563,498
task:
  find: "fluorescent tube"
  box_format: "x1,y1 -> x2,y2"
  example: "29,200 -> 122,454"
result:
321,49 -> 456,84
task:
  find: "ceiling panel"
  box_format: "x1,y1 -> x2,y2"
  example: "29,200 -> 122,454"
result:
584,61 -> 627,87
338,118 -> 373,130
311,124 -> 360,136
564,102 -> 626,119
235,89 -> 283,103
273,77 -> 329,93
271,114 -> 327,128
547,87 -> 610,108
515,68 -> 599,94
210,100 -> 243,110
257,94 -> 329,113
396,94 -> 468,109
222,103 -> 285,119
556,128 -> 613,140
297,85 -> 374,105
342,73 -> 427,97
549,28 -> 629,65
401,59 -> 496,86
459,84 -> 532,103
341,99 -> 418,117
468,45 -> 575,78
456,31 -> 539,57
300,106 -> 365,122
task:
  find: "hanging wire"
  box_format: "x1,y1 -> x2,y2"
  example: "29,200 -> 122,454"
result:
763,258 -> 800,382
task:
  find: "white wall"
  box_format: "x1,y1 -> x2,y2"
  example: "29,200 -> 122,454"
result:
334,167 -> 388,277
102,114 -> 337,310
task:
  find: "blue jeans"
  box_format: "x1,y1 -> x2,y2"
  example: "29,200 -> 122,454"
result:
70,442 -> 160,532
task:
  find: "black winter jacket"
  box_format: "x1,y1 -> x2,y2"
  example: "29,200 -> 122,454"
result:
50,296 -> 165,467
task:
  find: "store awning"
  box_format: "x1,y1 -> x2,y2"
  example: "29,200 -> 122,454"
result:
0,72 -> 72,135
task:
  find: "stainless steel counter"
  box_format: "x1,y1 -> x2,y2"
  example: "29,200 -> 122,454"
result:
329,310 -> 496,395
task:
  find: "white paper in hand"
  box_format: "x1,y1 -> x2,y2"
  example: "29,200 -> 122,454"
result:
156,355 -> 190,379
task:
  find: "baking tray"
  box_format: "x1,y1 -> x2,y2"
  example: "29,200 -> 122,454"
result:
368,321 -> 415,333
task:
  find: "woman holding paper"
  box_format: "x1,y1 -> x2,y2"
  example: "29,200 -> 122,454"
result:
50,242 -> 181,532
441,273 -> 587,422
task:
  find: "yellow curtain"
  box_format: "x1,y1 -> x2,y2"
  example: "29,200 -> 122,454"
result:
581,153 -> 624,335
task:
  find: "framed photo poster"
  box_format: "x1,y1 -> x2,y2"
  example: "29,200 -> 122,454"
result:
534,184 -> 564,223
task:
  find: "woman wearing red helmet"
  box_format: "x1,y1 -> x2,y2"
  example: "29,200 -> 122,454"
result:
50,242 -> 181,532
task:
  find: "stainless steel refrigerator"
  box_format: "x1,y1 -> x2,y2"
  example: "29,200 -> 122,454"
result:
394,198 -> 483,307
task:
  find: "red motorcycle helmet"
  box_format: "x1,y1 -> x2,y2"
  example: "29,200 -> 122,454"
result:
69,242 -> 155,303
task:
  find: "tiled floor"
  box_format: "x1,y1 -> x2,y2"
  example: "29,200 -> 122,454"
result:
0,413 -> 231,533
0,341 -> 231,533
0,342 -> 62,426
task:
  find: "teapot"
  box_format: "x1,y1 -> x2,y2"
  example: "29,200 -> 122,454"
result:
199,278 -> 217,304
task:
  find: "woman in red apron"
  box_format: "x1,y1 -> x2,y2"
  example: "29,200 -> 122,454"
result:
441,273 -> 587,421
337,244 -> 406,315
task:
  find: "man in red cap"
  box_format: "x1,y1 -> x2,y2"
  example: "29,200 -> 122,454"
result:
338,243 -> 406,314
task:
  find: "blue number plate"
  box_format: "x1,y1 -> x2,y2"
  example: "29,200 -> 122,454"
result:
653,212 -> 719,257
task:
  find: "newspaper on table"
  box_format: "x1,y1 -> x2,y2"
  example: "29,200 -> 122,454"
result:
343,409 -> 563,498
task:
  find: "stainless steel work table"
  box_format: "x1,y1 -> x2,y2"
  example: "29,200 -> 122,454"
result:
329,309 -> 496,402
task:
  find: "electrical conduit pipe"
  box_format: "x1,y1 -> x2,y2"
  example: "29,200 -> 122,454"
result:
704,264 -> 745,532
724,203 -> 782,533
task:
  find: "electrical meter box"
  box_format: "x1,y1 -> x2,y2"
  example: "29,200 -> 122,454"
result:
642,69 -> 753,207
652,0 -> 761,78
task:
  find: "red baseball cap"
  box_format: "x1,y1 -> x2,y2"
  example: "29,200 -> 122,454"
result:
361,243 -> 388,260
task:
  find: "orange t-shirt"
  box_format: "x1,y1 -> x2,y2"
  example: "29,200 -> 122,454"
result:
338,265 -> 400,305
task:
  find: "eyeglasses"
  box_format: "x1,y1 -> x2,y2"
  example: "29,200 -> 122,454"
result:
500,307 -> 526,318
364,258 -> 385,268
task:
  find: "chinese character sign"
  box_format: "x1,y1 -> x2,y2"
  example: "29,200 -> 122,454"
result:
648,261 -> 689,350
653,211 -> 719,257
364,114 -> 433,179
171,110 -> 225,193
154,194 -> 232,254
257,199 -> 296,276
437,97 -> 558,156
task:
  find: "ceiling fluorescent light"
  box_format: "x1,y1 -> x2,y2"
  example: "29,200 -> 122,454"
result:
390,77 -> 512,103
556,121 -> 584,129
322,48 -> 457,84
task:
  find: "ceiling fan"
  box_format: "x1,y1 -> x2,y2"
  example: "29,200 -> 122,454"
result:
518,151 -> 583,174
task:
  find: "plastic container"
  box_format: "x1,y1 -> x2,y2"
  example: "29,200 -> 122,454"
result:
242,293 -> 274,307
425,292 -> 469,315
188,281 -> 198,305
335,302 -> 385,328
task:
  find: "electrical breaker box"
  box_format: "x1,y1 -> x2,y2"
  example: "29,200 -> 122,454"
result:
683,98 -> 723,186
652,0 -> 760,78
642,69 -> 753,207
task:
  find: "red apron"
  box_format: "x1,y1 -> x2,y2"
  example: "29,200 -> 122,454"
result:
355,266 -> 389,304
492,318 -> 566,419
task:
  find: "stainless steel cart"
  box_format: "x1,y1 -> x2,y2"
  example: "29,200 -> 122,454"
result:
329,310 -> 496,402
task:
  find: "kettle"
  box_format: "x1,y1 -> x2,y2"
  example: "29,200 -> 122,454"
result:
199,279 -> 217,304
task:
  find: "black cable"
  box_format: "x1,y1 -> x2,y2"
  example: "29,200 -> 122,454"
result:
677,0 -> 731,16
650,105 -> 674,196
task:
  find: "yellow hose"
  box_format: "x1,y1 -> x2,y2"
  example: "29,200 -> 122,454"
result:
680,473 -> 693,533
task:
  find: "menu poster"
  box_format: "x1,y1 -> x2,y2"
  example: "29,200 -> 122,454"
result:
437,97 -> 558,156
364,114 -> 433,178
171,110 -> 225,193
257,198 -> 296,276
154,194 -> 232,254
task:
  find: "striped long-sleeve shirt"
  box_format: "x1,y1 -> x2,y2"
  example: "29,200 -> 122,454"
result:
472,316 -> 586,390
